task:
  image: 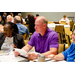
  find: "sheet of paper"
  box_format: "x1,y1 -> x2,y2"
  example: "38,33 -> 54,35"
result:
0,50 -> 28,62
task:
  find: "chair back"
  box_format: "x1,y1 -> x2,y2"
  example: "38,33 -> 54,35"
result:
64,27 -> 71,38
24,40 -> 29,45
65,34 -> 71,46
57,32 -> 62,44
48,21 -> 54,24
70,21 -> 74,31
59,21 -> 66,25
55,25 -> 64,37
25,24 -> 29,31
58,44 -> 65,53
22,33 -> 27,40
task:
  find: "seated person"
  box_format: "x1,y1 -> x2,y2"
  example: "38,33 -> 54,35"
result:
35,14 -> 39,20
0,15 -> 4,25
59,15 -> 69,25
28,15 -> 35,33
25,13 -> 30,24
14,16 -> 29,40
2,12 -> 7,24
48,29 -> 75,62
7,15 -> 13,23
18,13 -> 24,24
14,16 -> 59,60
0,22 -> 25,50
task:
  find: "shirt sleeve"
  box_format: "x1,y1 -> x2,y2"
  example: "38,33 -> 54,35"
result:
49,32 -> 59,49
62,48 -> 70,60
26,28 -> 29,35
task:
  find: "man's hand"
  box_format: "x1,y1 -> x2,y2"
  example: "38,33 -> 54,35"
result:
14,51 -> 20,57
12,44 -> 17,48
27,53 -> 38,60
48,54 -> 56,60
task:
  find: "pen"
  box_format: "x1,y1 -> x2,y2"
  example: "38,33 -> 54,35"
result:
13,49 -> 34,62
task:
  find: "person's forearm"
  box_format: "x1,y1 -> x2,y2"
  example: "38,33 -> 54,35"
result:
41,50 -> 57,58
22,44 -> 32,52
55,53 -> 65,61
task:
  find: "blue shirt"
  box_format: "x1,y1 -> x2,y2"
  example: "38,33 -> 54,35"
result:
16,23 -> 29,35
62,42 -> 75,62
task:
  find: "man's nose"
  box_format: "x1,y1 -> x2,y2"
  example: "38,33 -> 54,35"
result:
34,26 -> 36,29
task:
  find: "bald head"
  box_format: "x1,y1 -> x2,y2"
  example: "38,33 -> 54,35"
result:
14,16 -> 21,23
36,16 -> 48,25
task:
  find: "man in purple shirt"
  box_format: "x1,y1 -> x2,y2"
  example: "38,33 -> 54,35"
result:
14,16 -> 59,60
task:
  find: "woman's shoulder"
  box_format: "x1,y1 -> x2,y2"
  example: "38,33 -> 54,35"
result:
14,33 -> 23,37
15,33 -> 23,40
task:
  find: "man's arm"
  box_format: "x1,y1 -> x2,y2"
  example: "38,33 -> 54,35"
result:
14,44 -> 33,57
41,48 -> 58,58
27,48 -> 58,60
22,44 -> 33,52
48,53 -> 65,61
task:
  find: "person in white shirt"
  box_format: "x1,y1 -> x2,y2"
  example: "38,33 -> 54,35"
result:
59,15 -> 69,25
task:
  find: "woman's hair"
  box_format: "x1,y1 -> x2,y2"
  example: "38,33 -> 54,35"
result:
5,22 -> 18,34
29,15 -> 35,23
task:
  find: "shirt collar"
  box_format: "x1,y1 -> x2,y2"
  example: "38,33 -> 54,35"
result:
38,27 -> 51,38
73,42 -> 75,49
16,23 -> 21,25
69,42 -> 75,51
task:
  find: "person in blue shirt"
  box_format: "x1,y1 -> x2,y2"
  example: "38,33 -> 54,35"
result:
14,16 -> 29,39
48,29 -> 75,62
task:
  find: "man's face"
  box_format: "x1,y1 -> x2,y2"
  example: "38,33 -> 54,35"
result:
34,18 -> 44,33
71,30 -> 75,44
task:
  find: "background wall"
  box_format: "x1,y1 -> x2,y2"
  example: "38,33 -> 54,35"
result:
21,12 -> 75,22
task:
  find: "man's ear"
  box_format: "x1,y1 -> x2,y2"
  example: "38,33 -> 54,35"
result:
44,24 -> 46,28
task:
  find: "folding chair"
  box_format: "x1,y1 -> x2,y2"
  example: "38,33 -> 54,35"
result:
55,25 -> 64,43
22,33 -> 27,40
48,21 -> 54,24
70,21 -> 74,31
59,21 -> 66,25
65,34 -> 71,49
57,32 -> 62,44
58,44 -> 65,53
24,40 -> 29,45
64,27 -> 72,43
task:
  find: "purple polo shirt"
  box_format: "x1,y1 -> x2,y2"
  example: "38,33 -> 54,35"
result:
28,27 -> 59,53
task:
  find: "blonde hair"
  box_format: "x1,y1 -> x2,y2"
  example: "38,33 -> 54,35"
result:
18,13 -> 22,17
7,15 -> 13,19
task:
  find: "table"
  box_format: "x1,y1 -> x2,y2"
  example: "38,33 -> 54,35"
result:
0,50 -> 28,62
0,50 -> 66,62
48,23 -> 70,31
30,58 -> 67,62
